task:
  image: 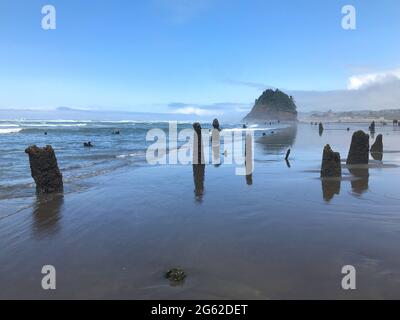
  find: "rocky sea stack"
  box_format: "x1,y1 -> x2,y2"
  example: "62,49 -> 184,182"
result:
242,89 -> 297,122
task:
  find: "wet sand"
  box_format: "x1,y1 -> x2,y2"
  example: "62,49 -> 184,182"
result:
1,123 -> 400,299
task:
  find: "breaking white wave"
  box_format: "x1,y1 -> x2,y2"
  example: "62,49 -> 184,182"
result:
0,128 -> 23,134
20,123 -> 87,127
99,120 -> 194,124
0,124 -> 19,127
42,119 -> 92,123
116,152 -> 145,159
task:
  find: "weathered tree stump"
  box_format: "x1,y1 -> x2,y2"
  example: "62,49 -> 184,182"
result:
346,130 -> 369,165
193,122 -> 204,165
319,122 -> 324,136
321,144 -> 341,177
25,145 -> 63,194
370,134 -> 383,161
285,148 -> 291,160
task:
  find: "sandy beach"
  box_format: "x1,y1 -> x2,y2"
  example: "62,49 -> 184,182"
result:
1,122 -> 400,299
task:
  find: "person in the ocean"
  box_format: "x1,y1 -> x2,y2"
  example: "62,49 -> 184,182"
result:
84,141 -> 93,147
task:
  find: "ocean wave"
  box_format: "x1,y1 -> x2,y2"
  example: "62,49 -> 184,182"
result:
41,119 -> 92,123
2,119 -> 92,123
99,120 -> 138,123
98,120 -> 195,124
20,123 -> 87,127
0,124 -> 19,127
0,128 -> 23,134
116,151 -> 146,159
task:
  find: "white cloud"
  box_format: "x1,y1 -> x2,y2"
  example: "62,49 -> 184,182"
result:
167,102 -> 250,119
347,68 -> 400,90
226,69 -> 400,112
172,106 -> 222,116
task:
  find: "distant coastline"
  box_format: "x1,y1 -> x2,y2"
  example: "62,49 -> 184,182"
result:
299,108 -> 400,123
2,105 -> 400,124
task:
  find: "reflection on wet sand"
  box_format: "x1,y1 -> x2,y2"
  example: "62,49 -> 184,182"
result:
32,194 -> 64,238
321,178 -> 341,202
348,166 -> 369,195
212,144 -> 222,168
192,164 -> 205,201
320,167 -> 370,200
257,125 -> 297,154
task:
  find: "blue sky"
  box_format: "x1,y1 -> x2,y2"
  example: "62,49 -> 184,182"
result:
0,0 -> 399,117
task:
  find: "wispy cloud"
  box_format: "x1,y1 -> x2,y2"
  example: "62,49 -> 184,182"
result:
172,106 -> 221,116
168,102 -> 250,118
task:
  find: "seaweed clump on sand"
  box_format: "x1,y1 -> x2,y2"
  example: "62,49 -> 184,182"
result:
165,268 -> 186,283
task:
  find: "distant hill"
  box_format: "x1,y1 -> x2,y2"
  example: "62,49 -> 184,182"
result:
243,89 -> 298,122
